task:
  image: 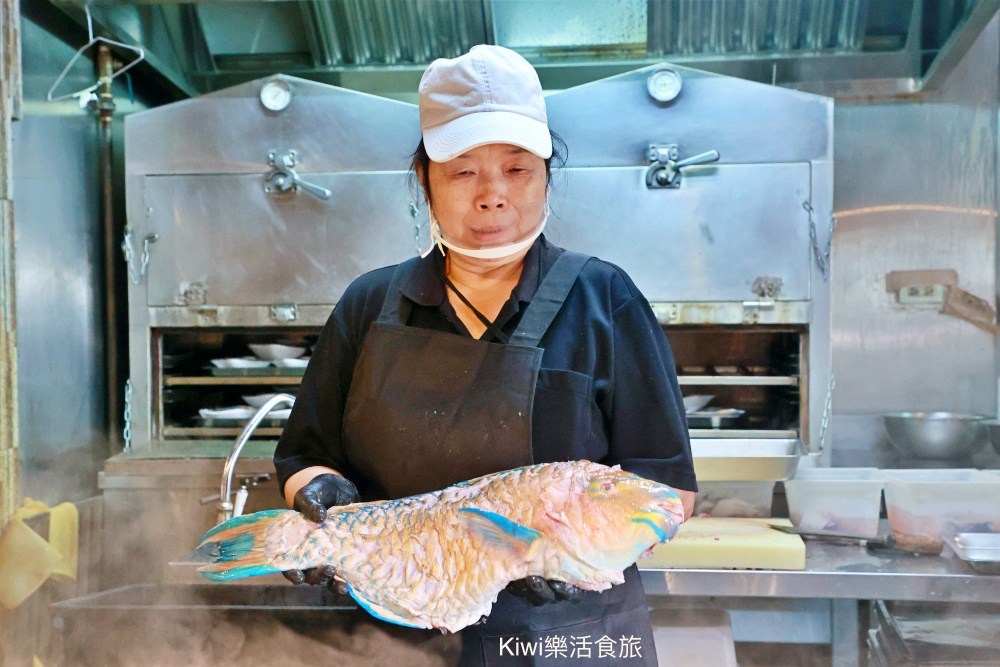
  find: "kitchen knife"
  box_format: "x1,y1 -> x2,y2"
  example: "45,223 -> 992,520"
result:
769,525 -> 944,555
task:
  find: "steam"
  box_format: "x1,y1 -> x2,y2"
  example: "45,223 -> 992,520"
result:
58,612 -> 461,667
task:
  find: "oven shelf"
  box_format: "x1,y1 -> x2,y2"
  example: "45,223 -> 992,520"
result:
677,376 -> 798,386
163,426 -> 284,437
163,376 -> 304,386
689,428 -> 798,439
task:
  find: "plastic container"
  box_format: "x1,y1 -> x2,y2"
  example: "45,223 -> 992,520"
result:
649,608 -> 737,667
694,482 -> 774,518
784,468 -> 885,537
883,469 -> 1000,538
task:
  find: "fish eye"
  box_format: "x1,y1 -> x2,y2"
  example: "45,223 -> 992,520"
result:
601,482 -> 615,492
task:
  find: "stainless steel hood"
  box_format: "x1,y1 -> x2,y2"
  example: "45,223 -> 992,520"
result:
37,0 -> 1000,100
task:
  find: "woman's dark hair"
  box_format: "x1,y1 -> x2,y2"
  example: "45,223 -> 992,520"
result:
408,130 -> 567,204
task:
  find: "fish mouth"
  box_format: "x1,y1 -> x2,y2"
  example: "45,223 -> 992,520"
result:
632,499 -> 685,543
652,498 -> 686,531
655,495 -> 685,514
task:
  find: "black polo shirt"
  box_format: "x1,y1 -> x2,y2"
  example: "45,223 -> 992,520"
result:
275,235 -> 697,498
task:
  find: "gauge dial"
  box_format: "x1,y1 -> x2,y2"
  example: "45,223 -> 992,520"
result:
646,68 -> 683,103
260,79 -> 292,112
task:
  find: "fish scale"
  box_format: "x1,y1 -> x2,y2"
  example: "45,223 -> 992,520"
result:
198,460 -> 684,633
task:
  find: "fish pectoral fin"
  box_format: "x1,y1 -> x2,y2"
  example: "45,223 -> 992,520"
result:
347,583 -> 426,630
459,508 -> 540,550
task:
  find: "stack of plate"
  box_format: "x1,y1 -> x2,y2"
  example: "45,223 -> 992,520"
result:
868,600 -> 1000,666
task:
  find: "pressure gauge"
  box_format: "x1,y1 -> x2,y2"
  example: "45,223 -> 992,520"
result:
646,67 -> 683,103
260,78 -> 292,112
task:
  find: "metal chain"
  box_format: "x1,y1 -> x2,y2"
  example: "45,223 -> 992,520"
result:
122,208 -> 157,285
123,378 -> 133,452
818,374 -> 835,452
122,227 -> 156,285
804,201 -> 836,281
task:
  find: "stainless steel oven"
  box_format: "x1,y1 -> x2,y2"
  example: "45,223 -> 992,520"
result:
124,65 -> 833,474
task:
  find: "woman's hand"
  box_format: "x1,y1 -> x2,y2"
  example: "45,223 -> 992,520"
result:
281,470 -> 360,593
291,473 -> 360,523
506,576 -> 583,605
676,488 -> 696,521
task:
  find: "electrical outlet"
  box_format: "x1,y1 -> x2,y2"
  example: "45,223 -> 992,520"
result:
897,283 -> 947,305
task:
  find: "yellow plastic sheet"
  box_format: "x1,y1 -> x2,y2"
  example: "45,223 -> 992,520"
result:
0,498 -> 79,609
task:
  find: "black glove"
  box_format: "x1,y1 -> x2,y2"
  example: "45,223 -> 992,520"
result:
506,576 -> 583,606
282,473 -> 359,593
282,564 -> 350,596
292,473 -> 360,523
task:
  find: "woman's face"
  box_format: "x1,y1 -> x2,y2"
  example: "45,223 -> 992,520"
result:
425,143 -> 548,250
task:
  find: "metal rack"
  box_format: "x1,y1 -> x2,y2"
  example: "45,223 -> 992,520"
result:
153,329 -> 314,442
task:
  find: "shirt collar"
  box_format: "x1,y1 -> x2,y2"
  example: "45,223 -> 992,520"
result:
400,234 -> 550,308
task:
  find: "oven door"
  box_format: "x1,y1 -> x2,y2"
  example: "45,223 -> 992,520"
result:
547,162 -> 812,302
141,171 -> 417,307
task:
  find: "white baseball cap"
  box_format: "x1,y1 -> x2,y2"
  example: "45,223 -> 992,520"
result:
418,45 -> 552,163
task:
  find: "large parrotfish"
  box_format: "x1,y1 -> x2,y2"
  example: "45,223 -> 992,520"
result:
197,460 -> 685,633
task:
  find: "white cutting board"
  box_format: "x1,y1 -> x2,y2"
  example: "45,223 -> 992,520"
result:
641,518 -> 806,570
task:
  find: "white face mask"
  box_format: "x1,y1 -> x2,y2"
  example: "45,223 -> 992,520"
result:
421,200 -> 550,260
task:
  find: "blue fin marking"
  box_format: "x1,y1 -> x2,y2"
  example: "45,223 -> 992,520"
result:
200,509 -> 290,542
217,533 -> 255,562
632,517 -> 677,541
199,564 -> 281,582
459,508 -> 540,546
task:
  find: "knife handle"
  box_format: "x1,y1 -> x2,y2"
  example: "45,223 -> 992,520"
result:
883,533 -> 944,555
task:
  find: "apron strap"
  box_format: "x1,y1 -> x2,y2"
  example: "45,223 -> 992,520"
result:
510,251 -> 591,348
376,257 -> 421,325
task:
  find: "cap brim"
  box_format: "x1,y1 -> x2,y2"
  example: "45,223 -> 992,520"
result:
423,111 -> 552,162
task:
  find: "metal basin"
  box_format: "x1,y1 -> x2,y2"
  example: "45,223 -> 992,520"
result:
51,584 -> 360,667
883,412 -> 987,460
52,583 -> 356,614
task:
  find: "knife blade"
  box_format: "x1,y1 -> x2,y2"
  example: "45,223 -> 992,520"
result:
769,525 -> 943,555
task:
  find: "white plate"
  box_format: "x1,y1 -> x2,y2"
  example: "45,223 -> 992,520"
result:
271,358 -> 309,369
210,358 -> 271,370
199,406 -> 255,420
248,344 -> 306,361
683,394 -> 715,413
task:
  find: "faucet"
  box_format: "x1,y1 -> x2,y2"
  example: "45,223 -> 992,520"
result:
216,393 -> 295,525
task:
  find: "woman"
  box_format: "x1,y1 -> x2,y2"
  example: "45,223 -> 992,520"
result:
275,45 -> 697,666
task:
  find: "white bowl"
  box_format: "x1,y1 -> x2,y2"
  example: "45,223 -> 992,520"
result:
199,406 -> 255,420
683,394 -> 714,413
249,344 -> 306,361
210,358 -> 271,370
271,358 -> 309,369
242,393 -> 292,409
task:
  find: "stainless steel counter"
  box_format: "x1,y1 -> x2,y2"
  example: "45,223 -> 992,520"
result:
641,541 -> 1000,667
640,540 -> 1000,603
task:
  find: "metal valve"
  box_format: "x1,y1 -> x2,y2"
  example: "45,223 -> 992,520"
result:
645,144 -> 720,189
264,150 -> 332,200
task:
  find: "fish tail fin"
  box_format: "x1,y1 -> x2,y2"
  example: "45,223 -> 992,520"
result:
196,509 -> 308,582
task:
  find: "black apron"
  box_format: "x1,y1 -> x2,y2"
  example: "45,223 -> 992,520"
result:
341,251 -> 658,667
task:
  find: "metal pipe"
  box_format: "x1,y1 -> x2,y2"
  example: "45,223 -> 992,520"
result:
96,44 -> 120,452
0,0 -> 21,526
